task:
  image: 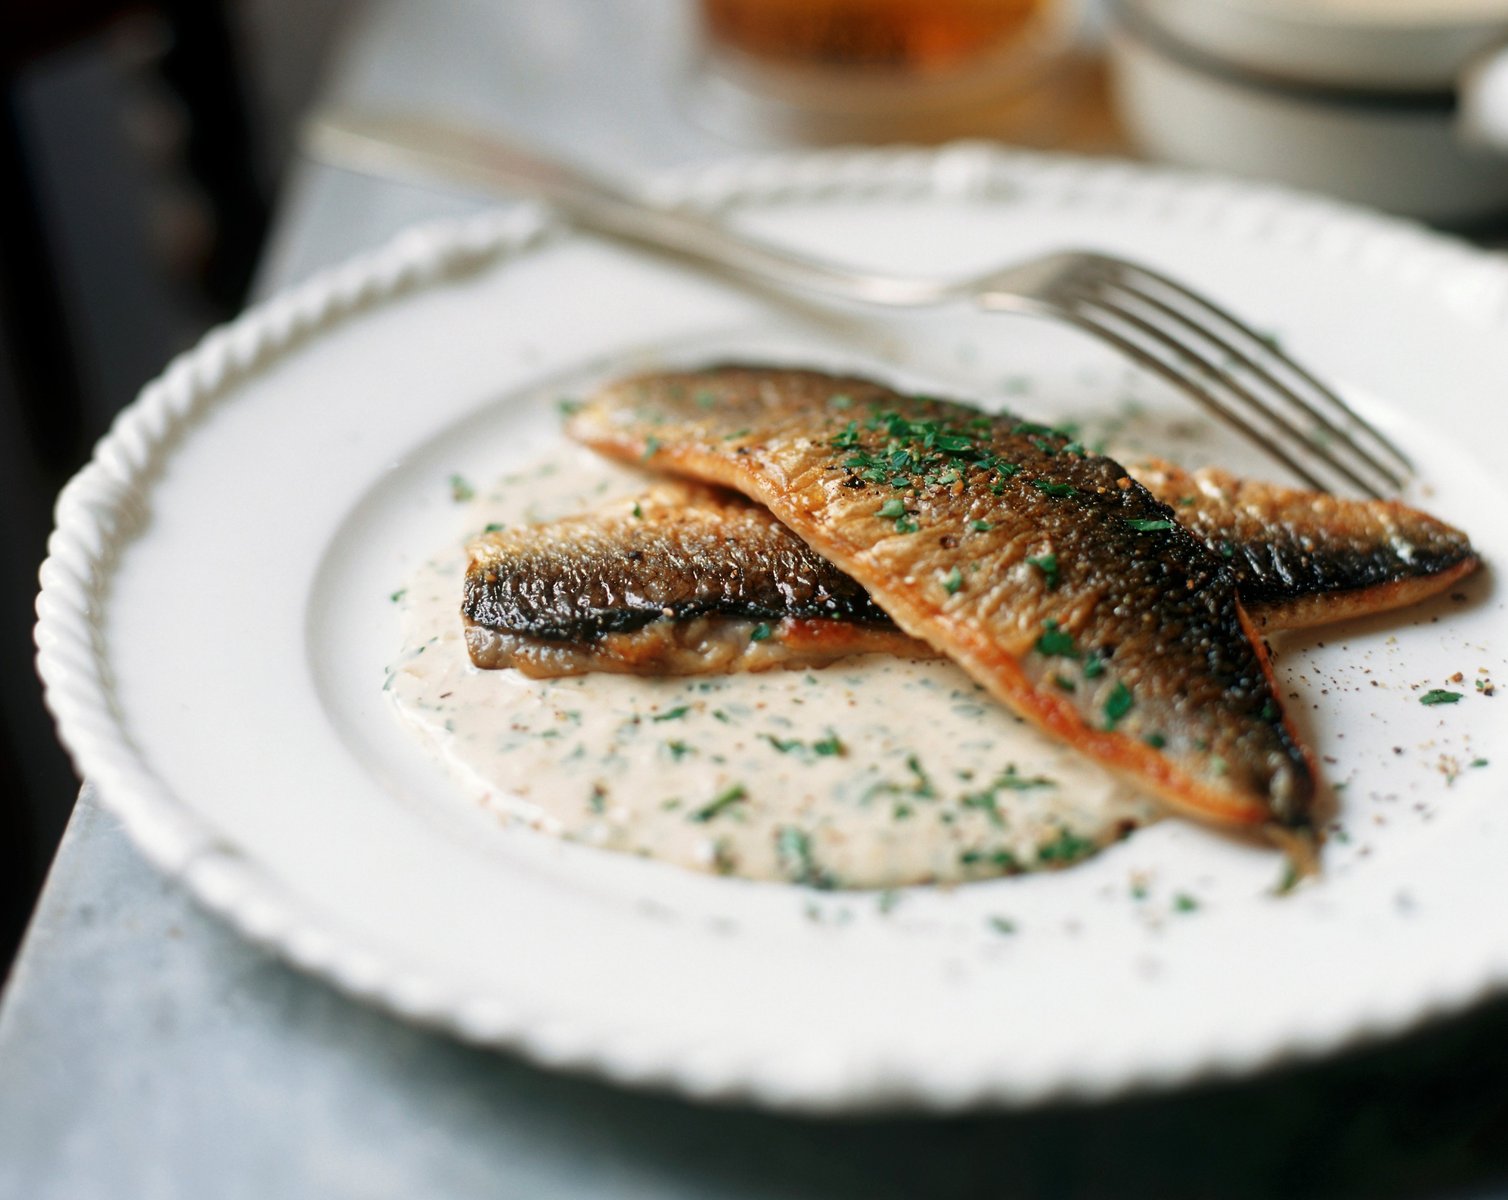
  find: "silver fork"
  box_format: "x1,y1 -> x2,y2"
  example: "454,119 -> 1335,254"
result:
303,110 -> 1412,498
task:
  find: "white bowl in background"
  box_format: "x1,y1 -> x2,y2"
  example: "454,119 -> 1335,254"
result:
1108,0 -> 1508,224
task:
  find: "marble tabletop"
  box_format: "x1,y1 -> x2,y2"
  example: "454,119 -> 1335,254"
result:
6,2 -> 1508,1196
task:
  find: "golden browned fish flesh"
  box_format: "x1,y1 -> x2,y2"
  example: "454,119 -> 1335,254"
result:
465,466 -> 1476,678
1130,460 -> 1478,630
463,485 -> 923,677
567,365 -> 1316,833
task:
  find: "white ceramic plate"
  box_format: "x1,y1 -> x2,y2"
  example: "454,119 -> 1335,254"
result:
36,146 -> 1508,1113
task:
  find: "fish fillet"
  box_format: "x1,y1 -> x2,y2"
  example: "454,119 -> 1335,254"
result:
464,484 -> 922,677
1130,460 -> 1477,630
464,467 -> 1476,676
567,365 -> 1317,832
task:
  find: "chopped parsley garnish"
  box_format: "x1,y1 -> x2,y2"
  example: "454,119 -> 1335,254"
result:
555,397 -> 582,417
652,705 -> 691,722
763,729 -> 843,758
641,436 -> 661,460
1420,689 -> 1463,706
665,740 -> 693,761
811,732 -> 845,757
995,765 -> 1055,790
1034,619 -> 1077,658
1037,828 -> 1096,866
1124,518 -> 1173,532
960,848 -> 1018,871
877,498 -> 907,518
986,915 -> 1017,935
1173,892 -> 1200,913
1104,681 -> 1134,728
448,473 -> 475,502
830,393 -> 854,410
1032,481 -> 1078,498
1025,553 -> 1059,589
1218,540 -> 1236,558
1082,651 -> 1107,679
630,504 -> 643,520
1472,758 -> 1490,768
1143,732 -> 1167,749
827,408 -> 1020,493
749,622 -> 774,642
970,519 -> 993,532
775,826 -> 830,888
941,566 -> 964,595
894,515 -> 920,534
961,791 -> 1003,825
960,766 -> 1054,828
691,784 -> 747,823
389,588 -> 406,604
905,754 -> 936,798
694,390 -> 718,409
722,428 -> 751,441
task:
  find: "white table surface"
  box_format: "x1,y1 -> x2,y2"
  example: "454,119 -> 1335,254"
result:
8,2 -> 1508,1196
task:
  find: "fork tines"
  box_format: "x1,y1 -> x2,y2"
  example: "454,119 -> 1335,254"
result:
1044,253 -> 1414,499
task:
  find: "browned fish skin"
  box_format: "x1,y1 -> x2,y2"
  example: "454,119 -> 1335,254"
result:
569,365 -> 1317,831
463,485 -> 909,674
1130,460 -> 1479,629
469,469 -> 1478,676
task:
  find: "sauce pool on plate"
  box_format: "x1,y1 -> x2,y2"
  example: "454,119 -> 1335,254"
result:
387,447 -> 1159,889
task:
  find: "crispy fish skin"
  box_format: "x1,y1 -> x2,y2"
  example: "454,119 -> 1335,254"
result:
463,485 -> 918,676
568,365 -> 1317,831
1130,460 -> 1479,630
467,470 -> 1478,676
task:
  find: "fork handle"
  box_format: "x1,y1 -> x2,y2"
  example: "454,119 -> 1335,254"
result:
302,111 -> 947,307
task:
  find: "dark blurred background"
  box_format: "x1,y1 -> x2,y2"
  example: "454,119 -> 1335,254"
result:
1,0 -> 358,977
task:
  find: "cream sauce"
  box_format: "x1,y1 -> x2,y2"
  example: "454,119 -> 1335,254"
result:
388,447 -> 1159,889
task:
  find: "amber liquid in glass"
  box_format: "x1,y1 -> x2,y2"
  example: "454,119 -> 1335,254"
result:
691,0 -> 1077,143
701,0 -> 1051,78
